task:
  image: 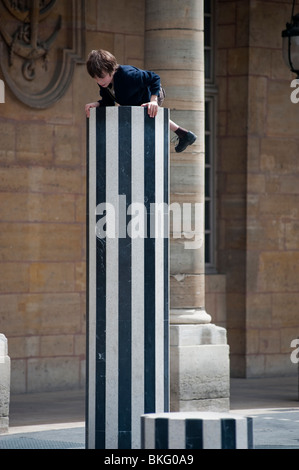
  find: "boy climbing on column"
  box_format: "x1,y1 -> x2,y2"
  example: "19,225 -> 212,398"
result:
85,49 -> 197,153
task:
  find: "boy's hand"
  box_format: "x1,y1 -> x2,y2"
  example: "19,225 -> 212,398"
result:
141,98 -> 159,118
85,101 -> 100,118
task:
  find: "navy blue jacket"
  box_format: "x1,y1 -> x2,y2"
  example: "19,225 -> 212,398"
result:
98,65 -> 161,107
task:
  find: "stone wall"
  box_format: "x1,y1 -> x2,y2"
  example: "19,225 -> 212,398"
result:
0,0 -> 297,394
0,0 -> 145,393
216,0 -> 299,377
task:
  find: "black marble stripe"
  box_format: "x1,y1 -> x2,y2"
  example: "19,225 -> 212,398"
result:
118,107 -> 132,449
185,418 -> 204,449
155,418 -> 168,449
221,418 -> 236,449
85,115 -> 91,447
95,107 -> 107,449
144,109 -> 156,413
247,417 -> 254,449
163,109 -> 169,411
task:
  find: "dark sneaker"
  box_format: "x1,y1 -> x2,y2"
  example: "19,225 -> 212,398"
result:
175,131 -> 197,153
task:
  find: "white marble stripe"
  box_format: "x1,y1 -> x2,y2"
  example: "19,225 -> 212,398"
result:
144,416 -> 156,450
155,108 -> 165,412
87,107 -> 97,449
235,417 -> 248,449
203,419 -> 221,449
168,418 -> 185,449
131,107 -> 145,449
105,107 -> 119,449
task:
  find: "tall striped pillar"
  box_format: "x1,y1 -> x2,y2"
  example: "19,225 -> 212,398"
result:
86,106 -> 169,449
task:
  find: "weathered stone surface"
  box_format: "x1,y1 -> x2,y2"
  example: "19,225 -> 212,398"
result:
216,0 -> 299,377
0,335 -> 10,433
170,324 -> 229,411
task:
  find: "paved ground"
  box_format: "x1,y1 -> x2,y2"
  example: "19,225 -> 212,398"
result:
246,408 -> 299,449
230,376 -> 299,449
0,376 -> 299,450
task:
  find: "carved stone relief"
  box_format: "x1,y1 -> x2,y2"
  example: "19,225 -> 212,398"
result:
0,0 -> 85,108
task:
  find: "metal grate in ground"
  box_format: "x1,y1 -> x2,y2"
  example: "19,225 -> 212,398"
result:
0,426 -> 85,449
0,435 -> 84,449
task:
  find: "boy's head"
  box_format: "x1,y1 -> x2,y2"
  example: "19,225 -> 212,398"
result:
86,49 -> 118,79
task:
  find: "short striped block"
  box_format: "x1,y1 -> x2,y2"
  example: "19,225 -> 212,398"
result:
141,412 -> 253,449
86,106 -> 169,449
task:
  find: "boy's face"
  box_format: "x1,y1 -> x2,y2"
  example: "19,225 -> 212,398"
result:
94,72 -> 113,88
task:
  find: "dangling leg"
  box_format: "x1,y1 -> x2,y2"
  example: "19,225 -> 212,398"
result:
169,119 -> 197,153
169,120 -> 179,132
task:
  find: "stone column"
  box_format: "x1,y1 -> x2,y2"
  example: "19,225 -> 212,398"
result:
0,334 -> 10,433
145,0 -> 229,411
86,106 -> 169,449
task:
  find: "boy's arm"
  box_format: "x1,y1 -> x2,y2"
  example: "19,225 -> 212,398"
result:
140,70 -> 161,97
141,94 -> 159,118
138,69 -> 160,117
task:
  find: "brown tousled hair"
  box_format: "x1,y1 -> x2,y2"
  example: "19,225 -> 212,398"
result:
86,49 -> 118,78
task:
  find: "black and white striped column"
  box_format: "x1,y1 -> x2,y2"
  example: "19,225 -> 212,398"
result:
86,106 -> 169,449
141,412 -> 254,449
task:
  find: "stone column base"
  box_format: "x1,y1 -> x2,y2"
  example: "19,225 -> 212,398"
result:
0,334 -> 10,434
170,323 -> 230,412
